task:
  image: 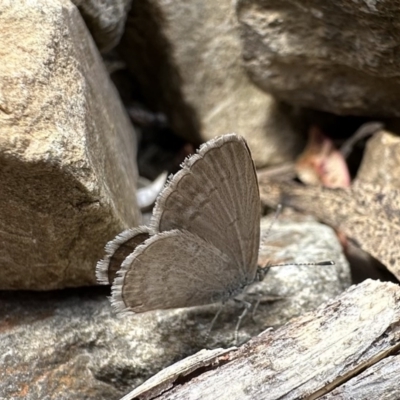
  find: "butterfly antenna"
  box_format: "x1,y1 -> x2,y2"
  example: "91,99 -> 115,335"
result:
268,260 -> 335,268
256,204 -> 283,279
257,260 -> 334,282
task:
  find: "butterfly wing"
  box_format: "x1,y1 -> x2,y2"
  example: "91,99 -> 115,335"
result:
151,134 -> 260,280
111,230 -> 245,313
96,227 -> 151,285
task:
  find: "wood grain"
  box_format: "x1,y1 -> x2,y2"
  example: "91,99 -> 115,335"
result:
120,280 -> 400,399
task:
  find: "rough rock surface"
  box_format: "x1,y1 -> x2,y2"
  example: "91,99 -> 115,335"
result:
72,0 -> 132,52
357,130 -> 400,188
119,0 -> 303,167
0,0 -> 140,289
237,0 -> 400,117
0,216 -> 350,399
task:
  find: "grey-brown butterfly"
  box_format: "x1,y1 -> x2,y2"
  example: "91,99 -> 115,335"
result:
96,134 -> 261,316
96,133 -> 335,341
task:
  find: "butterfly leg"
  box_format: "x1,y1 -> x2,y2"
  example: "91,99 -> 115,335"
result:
205,303 -> 225,340
233,299 -> 252,345
251,295 -> 262,323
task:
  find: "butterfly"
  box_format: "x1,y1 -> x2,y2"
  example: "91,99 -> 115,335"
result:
96,134 -> 261,316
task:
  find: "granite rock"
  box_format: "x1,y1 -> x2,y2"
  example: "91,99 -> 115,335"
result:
237,0 -> 400,117
72,0 -> 132,52
118,0 -> 303,167
0,0 -> 140,289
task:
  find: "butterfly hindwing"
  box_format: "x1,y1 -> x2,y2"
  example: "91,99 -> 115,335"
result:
111,230 -> 249,313
96,227 -> 151,285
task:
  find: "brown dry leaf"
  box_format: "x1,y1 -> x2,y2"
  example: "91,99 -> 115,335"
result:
296,125 -> 350,188
257,173 -> 400,281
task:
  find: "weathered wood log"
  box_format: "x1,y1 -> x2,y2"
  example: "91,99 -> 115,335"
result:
320,354 -> 400,399
257,174 -> 400,281
120,279 -> 400,399
120,348 -> 235,400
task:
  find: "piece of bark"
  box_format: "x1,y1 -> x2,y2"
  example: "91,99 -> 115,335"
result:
320,355 -> 400,399
257,173 -> 400,281
120,279 -> 400,399
120,348 -> 235,400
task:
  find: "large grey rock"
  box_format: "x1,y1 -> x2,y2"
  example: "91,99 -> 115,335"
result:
0,216 -> 350,399
237,0 -> 400,117
119,0 -> 303,167
0,0 -> 140,289
72,0 -> 133,52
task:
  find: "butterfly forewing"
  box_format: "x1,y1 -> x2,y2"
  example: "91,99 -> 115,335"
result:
151,134 -> 260,281
111,230 -> 245,313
